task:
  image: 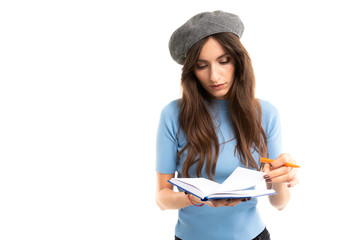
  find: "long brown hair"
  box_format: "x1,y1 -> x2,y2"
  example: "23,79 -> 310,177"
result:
177,32 -> 268,179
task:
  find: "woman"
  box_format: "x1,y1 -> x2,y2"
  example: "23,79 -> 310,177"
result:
156,11 -> 299,240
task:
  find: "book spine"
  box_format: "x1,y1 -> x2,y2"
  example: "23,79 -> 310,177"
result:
167,180 -> 208,201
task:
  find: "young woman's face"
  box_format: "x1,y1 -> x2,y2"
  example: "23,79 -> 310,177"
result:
194,37 -> 235,100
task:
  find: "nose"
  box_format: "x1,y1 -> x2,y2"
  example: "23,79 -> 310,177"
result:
209,65 -> 220,83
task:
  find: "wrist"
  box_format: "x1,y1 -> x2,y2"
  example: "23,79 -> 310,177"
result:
273,181 -> 286,187
185,192 -> 204,207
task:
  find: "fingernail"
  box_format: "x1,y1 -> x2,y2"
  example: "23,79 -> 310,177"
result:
264,175 -> 270,179
266,179 -> 272,183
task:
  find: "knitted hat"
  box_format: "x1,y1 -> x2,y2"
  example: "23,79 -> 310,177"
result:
169,10 -> 244,65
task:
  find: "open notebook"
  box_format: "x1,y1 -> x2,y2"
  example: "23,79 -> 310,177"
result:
168,167 -> 276,201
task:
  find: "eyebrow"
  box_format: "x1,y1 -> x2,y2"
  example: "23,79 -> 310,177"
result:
197,53 -> 229,63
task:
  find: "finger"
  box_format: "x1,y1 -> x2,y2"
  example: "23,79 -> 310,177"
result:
212,199 -> 227,207
228,200 -> 240,207
228,198 -> 251,206
270,168 -> 297,183
205,200 -> 215,207
287,177 -> 299,188
264,166 -> 291,180
271,153 -> 292,169
227,199 -> 236,207
262,163 -> 271,174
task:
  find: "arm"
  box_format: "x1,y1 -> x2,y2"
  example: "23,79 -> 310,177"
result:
156,172 -> 194,210
263,153 -> 299,210
155,102 -> 192,210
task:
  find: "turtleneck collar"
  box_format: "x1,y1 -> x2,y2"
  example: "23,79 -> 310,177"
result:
207,99 -> 229,112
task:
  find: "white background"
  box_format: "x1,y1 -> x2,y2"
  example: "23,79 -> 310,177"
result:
1,0 -> 359,239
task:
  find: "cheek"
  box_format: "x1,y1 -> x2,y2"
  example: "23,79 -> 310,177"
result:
222,65 -> 235,79
194,71 -> 208,86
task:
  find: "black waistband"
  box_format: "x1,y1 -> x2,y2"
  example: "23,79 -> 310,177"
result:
175,227 -> 270,240
253,227 -> 270,240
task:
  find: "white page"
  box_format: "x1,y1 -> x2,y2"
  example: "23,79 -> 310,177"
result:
171,178 -> 220,198
208,189 -> 276,199
211,167 -> 265,194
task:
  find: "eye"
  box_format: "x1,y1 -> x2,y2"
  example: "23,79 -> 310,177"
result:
196,64 -> 207,70
219,57 -> 230,65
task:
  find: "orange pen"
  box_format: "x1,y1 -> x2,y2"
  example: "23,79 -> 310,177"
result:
260,158 -> 300,168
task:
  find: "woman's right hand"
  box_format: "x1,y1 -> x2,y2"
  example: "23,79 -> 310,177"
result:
188,194 -> 251,207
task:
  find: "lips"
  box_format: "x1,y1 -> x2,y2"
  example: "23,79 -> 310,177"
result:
211,84 -> 225,90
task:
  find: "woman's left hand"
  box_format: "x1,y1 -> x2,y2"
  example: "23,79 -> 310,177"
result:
263,153 -> 299,188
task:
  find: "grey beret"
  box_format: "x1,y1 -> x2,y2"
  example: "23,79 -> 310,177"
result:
169,10 -> 244,65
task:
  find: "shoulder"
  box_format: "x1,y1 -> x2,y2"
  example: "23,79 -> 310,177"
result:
160,99 -> 181,119
158,99 -> 181,131
258,99 -> 280,119
158,100 -> 180,144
